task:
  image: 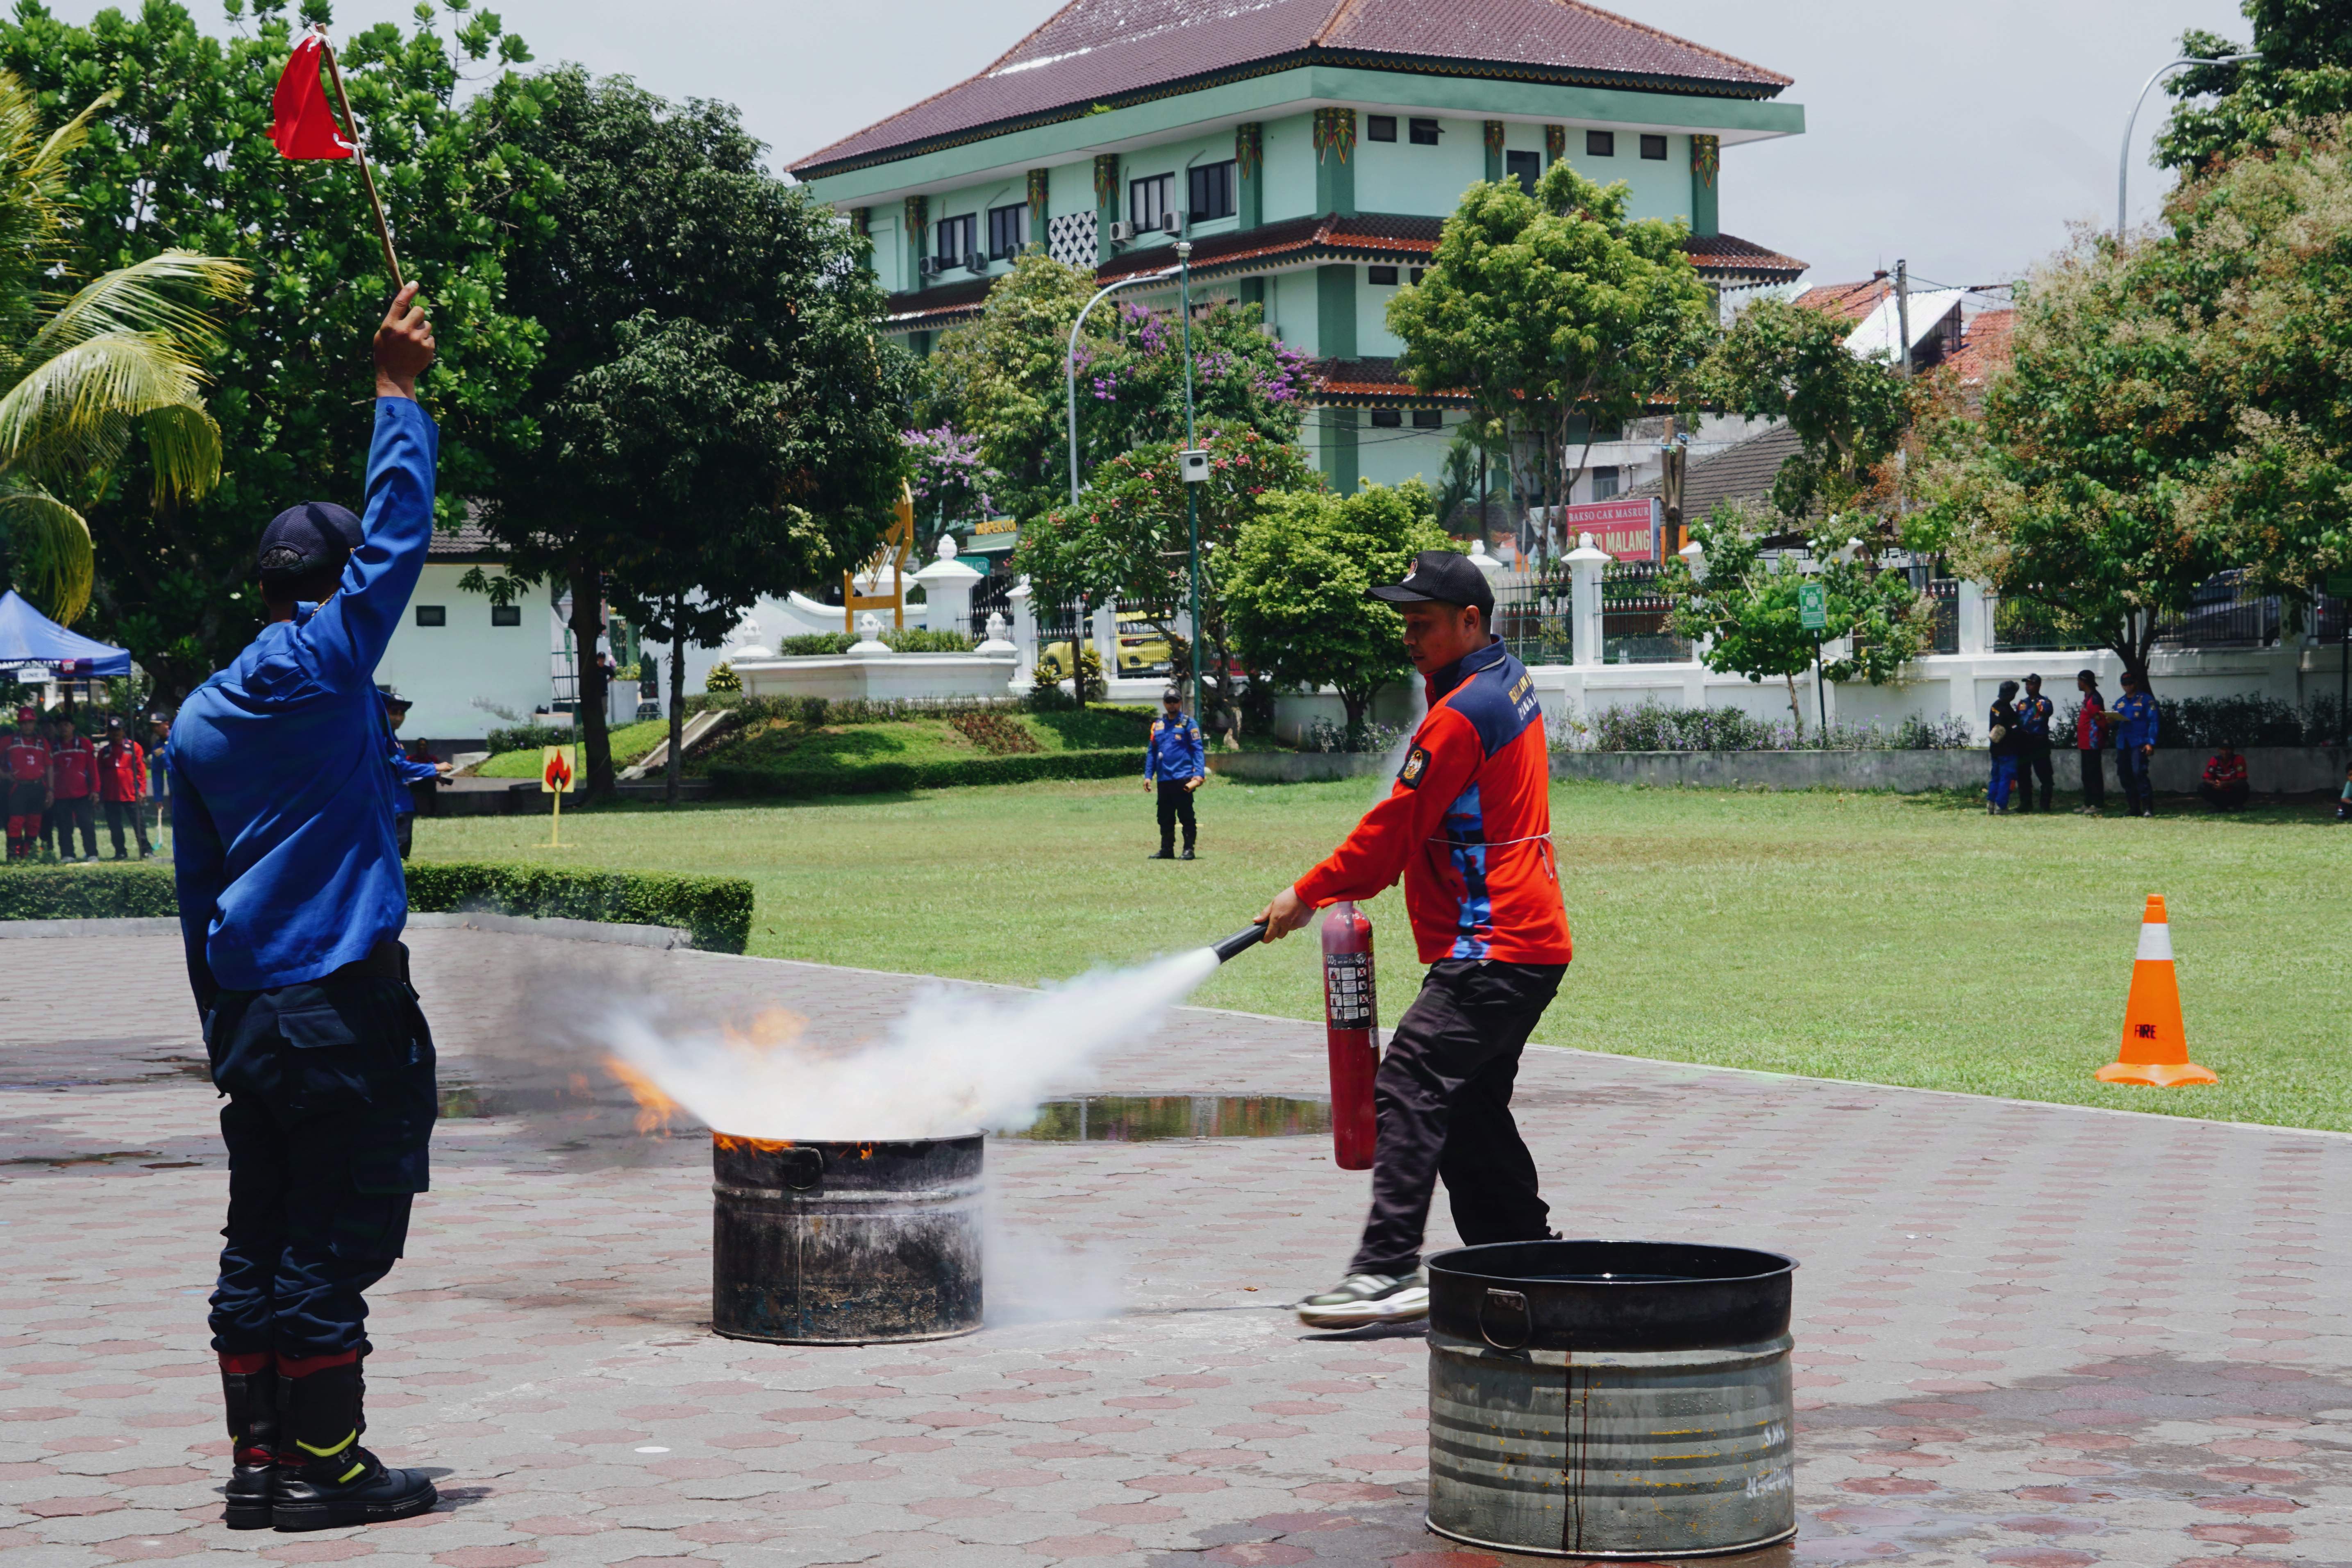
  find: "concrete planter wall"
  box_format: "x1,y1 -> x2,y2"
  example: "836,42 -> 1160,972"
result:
733,649 -> 1017,702
1214,745 -> 2350,793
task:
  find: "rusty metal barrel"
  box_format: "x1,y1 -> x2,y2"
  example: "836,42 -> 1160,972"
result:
711,1133 -> 983,1344
1425,1239 -> 1798,1559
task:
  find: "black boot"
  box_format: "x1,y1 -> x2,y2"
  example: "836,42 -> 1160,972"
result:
1148,846 -> 1174,860
1179,846 -> 1195,861
272,1361 -> 436,1532
219,1357 -> 279,1530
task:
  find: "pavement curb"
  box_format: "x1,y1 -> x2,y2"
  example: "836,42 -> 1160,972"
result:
0,909 -> 694,949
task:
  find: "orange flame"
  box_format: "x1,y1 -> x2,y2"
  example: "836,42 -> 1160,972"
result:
604,1056 -> 678,1136
719,1005 -> 805,1057
713,1132 -> 796,1153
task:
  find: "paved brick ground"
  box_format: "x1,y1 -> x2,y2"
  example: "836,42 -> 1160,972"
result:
2,926 -> 2347,1568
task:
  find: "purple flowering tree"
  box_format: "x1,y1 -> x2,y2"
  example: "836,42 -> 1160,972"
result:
900,424 -> 999,545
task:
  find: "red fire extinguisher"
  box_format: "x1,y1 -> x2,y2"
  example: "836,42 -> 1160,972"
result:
1321,901 -> 1378,1170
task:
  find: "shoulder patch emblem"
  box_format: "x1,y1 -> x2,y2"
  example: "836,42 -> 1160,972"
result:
1398,745 -> 1429,788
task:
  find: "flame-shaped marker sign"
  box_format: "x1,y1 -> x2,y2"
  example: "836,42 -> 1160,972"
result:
540,745 -> 575,793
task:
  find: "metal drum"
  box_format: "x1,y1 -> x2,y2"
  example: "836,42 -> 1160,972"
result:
1425,1239 -> 1798,1559
711,1133 -> 983,1344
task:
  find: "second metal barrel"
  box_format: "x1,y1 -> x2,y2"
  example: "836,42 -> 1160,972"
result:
1425,1239 -> 1798,1560
711,1133 -> 983,1344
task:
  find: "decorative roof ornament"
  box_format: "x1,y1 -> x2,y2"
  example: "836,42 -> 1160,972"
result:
1692,134 -> 1721,189
1093,152 -> 1120,205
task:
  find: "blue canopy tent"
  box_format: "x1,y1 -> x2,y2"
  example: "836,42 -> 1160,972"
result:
0,589 -> 131,679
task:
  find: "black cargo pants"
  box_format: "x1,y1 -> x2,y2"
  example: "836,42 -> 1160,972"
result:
1349,958 -> 1566,1279
205,946 -> 437,1363
1155,779 -> 1197,852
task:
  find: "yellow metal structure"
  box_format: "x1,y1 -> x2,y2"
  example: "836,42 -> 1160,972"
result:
845,482 -> 915,632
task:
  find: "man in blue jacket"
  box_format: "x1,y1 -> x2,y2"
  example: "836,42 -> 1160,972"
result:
2112,669 -> 2161,818
380,691 -> 446,861
170,286 -> 441,1534
1143,686 -> 1206,860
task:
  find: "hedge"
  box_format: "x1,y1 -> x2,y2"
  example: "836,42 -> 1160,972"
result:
0,860 -> 753,954
707,747 -> 1139,799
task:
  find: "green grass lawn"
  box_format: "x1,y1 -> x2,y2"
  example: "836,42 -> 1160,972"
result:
693,707 -> 1153,774
411,777 -> 2352,1132
472,719 -> 671,778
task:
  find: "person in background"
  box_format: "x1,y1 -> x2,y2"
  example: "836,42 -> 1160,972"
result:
97,714 -> 150,859
1143,686 -> 1206,861
146,711 -> 172,850
380,692 -> 447,861
1986,679 -> 2022,815
2336,760 -> 2351,822
2074,670 -> 2108,814
46,709 -> 97,861
2113,669 -> 2161,818
2013,673 -> 2055,813
168,285 -> 440,1533
2199,742 -> 2250,811
4,705 -> 46,861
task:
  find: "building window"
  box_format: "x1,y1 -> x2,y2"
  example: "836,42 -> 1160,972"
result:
1591,466 -> 1621,500
1370,409 -> 1403,428
1640,134 -> 1668,160
1129,173 -> 1174,231
1412,409 -> 1443,428
936,212 -> 977,266
1586,130 -> 1616,157
1188,161 -> 1236,222
491,604 -> 521,627
986,203 -> 1027,260
1366,114 -> 1397,142
1409,266 -> 1425,284
1505,150 -> 1541,195
1368,264 -> 1399,285
414,605 -> 446,627
1409,118 -> 1441,146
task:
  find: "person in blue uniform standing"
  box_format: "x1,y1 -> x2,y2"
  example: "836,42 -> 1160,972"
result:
380,691 -> 446,861
1143,685 -> 1206,860
2112,669 -> 2161,818
2013,673 -> 2055,813
168,286 -> 441,1534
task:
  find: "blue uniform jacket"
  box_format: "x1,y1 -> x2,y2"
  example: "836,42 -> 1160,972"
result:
2016,692 -> 2053,740
1143,712 -> 1204,782
384,713 -> 440,819
2113,690 -> 2160,750
169,398 -> 439,1006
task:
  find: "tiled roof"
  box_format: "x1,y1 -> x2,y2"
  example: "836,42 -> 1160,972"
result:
1682,231 -> 1806,281
1945,307 -> 2014,388
883,218 -> 1803,327
1314,356 -> 1468,406
427,517 -> 502,561
1793,277 -> 1893,322
1623,422 -> 1804,518
793,0 -> 1792,177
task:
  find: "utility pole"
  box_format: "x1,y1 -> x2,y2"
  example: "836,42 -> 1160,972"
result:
1894,258 -> 1911,380
1177,242 -> 1204,725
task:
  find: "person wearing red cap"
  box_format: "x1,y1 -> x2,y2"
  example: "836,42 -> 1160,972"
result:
4,705 -> 47,861
1254,548 -> 1572,1329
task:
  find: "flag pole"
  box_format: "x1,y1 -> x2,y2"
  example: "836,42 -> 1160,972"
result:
312,26 -> 404,291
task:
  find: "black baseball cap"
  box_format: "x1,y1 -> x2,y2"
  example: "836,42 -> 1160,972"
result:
380,689 -> 411,710
1367,549 -> 1493,616
257,501 -> 364,583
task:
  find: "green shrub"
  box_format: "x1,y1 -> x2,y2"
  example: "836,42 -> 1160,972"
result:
776,629 -> 975,656
704,661 -> 742,694
0,860 -> 753,954
0,864 -> 176,919
486,722 -> 574,755
707,748 -> 1138,799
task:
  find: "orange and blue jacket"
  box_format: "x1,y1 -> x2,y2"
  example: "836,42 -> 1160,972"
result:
1293,638 -> 1572,966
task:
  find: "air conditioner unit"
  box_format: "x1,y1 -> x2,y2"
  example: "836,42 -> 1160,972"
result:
919,255 -> 943,277
1107,220 -> 1135,243
963,251 -> 987,273
1160,212 -> 1183,236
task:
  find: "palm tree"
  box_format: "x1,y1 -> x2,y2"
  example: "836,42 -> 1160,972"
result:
0,73 -> 245,625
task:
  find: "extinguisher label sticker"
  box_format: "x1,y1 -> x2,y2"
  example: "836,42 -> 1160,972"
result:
1325,951 -> 1376,1028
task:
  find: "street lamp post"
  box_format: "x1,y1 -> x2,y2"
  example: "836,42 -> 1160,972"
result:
2118,53 -> 2260,234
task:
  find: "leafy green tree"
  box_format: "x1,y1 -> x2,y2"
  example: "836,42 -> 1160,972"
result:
2158,2 -> 2352,172
1015,427 -> 1317,722
1659,503 -> 1935,732
1389,161 -> 1713,547
477,68 -> 907,796
0,75 -> 243,625
1223,480 -> 1451,741
1703,296 -> 1914,529
0,0 -> 547,698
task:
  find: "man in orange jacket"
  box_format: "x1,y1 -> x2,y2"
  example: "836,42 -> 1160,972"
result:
1256,550 -> 1572,1329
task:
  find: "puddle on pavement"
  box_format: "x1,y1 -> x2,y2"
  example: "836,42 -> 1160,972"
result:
1002,1095 -> 1330,1143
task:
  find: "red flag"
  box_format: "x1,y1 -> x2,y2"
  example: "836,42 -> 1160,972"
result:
270,32 -> 355,161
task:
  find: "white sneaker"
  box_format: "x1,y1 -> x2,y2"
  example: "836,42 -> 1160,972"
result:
1295,1270 -> 1429,1329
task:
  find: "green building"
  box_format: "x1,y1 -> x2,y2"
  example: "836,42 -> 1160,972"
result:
788,0 -> 1807,495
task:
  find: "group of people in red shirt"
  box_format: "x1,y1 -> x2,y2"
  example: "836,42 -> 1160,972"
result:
3,704 -> 161,861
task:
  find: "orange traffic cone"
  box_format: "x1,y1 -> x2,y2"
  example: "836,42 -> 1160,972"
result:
2095,895 -> 2216,1087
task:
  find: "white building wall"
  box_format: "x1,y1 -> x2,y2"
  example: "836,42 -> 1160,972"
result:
375,564 -> 554,741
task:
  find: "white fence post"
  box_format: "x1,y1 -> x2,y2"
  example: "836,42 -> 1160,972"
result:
1008,577 -> 1037,692
1567,532 -> 1612,668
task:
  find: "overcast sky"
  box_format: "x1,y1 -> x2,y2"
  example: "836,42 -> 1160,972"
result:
52,0 -> 2253,287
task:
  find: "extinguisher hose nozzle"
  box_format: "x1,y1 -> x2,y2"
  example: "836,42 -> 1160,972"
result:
1211,921 -> 1270,964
